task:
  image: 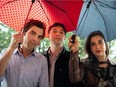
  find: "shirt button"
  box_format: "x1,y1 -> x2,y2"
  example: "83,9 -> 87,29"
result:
60,69 -> 62,71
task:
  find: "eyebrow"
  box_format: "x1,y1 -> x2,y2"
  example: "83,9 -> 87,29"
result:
31,30 -> 43,37
91,39 -> 103,43
52,28 -> 64,32
31,30 -> 36,34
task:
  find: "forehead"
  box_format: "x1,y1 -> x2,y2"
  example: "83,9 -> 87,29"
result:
51,26 -> 65,32
27,26 -> 43,35
90,35 -> 104,42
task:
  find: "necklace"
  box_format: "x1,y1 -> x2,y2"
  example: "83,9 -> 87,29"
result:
98,67 -> 108,87
99,67 -> 107,80
98,61 -> 108,65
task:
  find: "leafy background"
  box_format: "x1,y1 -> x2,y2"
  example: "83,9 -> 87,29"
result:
0,22 -> 116,62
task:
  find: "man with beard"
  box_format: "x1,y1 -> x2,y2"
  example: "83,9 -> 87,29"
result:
43,22 -> 83,87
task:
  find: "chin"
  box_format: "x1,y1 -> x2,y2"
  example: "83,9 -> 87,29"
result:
28,46 -> 34,50
96,54 -> 104,58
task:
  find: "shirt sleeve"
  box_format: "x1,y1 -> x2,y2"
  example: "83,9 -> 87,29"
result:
0,49 -> 6,82
69,51 -> 84,83
0,75 -> 5,83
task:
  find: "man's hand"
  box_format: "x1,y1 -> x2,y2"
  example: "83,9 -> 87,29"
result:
9,33 -> 24,49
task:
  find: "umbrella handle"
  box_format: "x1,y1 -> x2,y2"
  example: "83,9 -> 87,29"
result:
71,34 -> 76,43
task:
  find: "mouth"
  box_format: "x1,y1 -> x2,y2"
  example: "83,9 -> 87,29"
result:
30,42 -> 37,46
55,38 -> 61,40
96,50 -> 101,53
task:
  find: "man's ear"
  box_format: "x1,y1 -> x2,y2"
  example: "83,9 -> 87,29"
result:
22,32 -> 26,35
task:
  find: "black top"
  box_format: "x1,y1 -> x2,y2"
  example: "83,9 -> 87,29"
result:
43,47 -> 83,87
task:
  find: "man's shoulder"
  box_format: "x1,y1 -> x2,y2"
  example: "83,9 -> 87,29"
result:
34,52 -> 47,60
42,50 -> 47,55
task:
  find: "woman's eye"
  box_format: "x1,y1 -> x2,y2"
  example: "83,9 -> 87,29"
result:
99,41 -> 103,44
90,43 -> 95,46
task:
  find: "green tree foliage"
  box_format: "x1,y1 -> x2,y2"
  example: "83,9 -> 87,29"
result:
0,22 -> 116,61
39,32 -> 86,58
0,23 -> 15,52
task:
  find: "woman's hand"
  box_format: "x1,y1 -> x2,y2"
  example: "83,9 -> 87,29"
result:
68,35 -> 79,53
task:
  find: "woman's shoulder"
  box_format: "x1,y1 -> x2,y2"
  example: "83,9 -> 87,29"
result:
108,58 -> 116,66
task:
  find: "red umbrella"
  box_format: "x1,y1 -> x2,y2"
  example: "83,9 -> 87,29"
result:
0,0 -> 83,33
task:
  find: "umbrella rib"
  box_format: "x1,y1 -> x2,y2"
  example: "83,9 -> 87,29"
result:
1,0 -> 18,8
38,1 -> 50,24
93,0 -> 109,40
96,0 -> 116,10
45,0 -> 75,28
19,0 -> 35,48
24,0 -> 35,26
77,0 -> 92,34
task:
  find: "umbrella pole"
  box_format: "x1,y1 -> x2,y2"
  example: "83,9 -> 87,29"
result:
24,0 -> 35,26
38,1 -> 50,25
72,0 -> 92,43
76,0 -> 92,34
19,0 -> 35,48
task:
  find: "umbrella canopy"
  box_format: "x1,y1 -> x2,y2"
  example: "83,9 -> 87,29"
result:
76,0 -> 116,42
0,0 -> 83,33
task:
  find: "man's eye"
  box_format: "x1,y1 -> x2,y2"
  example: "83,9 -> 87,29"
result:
53,31 -> 57,33
60,31 -> 64,34
31,32 -> 35,35
38,35 -> 43,39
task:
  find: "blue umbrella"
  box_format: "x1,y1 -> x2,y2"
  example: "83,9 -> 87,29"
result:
76,0 -> 116,42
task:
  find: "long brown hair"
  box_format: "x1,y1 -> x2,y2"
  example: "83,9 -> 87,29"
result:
85,30 -> 109,59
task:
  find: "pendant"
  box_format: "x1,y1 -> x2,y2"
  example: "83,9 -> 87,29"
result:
98,78 -> 108,87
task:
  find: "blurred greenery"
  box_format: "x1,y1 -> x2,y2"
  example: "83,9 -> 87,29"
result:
0,22 -> 16,52
0,22 -> 116,61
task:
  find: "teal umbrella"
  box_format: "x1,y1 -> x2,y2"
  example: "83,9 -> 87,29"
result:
76,0 -> 116,42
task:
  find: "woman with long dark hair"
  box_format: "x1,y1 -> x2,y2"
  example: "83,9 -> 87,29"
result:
69,30 -> 116,87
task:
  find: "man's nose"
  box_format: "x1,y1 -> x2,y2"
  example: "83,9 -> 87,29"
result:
33,36 -> 39,42
56,32 -> 61,35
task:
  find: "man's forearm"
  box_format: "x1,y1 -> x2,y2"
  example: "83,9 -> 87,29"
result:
0,46 -> 14,76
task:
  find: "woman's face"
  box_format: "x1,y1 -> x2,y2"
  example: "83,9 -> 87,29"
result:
90,35 -> 106,59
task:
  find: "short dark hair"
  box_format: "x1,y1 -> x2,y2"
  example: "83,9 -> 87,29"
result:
85,30 -> 109,58
22,19 -> 46,37
48,22 -> 66,35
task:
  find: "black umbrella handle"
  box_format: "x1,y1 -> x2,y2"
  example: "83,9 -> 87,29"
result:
71,34 -> 76,43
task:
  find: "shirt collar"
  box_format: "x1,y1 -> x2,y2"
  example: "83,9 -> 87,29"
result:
13,48 -> 36,57
48,46 -> 63,56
